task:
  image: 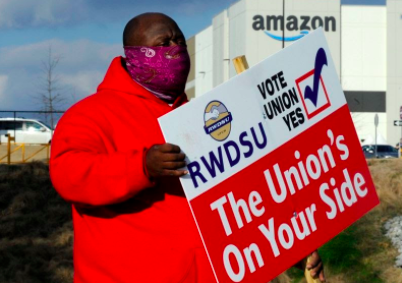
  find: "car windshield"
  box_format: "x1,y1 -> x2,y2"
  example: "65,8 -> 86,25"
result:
38,120 -> 53,130
362,145 -> 373,152
363,145 -> 398,153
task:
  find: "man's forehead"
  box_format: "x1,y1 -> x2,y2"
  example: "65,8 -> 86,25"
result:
123,13 -> 183,46
142,21 -> 172,34
136,19 -> 183,42
138,16 -> 179,34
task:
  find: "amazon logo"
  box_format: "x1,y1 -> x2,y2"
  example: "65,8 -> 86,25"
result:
252,15 -> 336,42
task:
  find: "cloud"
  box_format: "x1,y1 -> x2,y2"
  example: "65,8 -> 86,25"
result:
0,39 -> 122,110
0,75 -> 8,98
0,0 -> 87,29
0,0 -> 240,111
0,0 -> 237,29
59,70 -> 104,96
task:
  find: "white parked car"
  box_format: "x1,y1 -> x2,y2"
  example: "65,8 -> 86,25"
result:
0,118 -> 53,144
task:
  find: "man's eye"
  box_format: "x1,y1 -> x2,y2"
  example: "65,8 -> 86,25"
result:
158,41 -> 170,47
175,39 -> 187,46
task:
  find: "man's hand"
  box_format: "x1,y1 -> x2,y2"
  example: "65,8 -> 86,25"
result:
306,250 -> 325,282
146,143 -> 188,178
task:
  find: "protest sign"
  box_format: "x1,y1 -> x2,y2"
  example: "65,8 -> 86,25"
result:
158,28 -> 379,283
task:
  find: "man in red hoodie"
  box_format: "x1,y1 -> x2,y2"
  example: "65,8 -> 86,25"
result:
50,13 -> 325,283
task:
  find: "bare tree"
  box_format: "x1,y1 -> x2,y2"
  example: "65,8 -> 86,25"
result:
36,45 -> 65,138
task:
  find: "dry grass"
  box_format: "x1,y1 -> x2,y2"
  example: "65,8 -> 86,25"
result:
368,159 -> 402,216
365,159 -> 402,283
0,162 -> 73,283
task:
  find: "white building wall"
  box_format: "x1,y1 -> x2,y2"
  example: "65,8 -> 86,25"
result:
241,0 -> 341,76
342,6 -> 387,143
188,0 -> 392,144
213,10 -> 229,87
196,0 -> 342,89
243,0 -> 284,69
341,6 -> 386,91
228,0 -> 247,78
387,0 -> 402,146
194,26 -> 213,98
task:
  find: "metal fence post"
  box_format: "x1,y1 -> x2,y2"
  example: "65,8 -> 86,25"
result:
6,134 -> 15,165
22,144 -> 25,163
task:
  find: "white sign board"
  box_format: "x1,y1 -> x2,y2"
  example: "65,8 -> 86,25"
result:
159,28 -> 378,283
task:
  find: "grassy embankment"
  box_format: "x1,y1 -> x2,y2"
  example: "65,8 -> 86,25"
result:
0,160 -> 401,283
288,159 -> 402,283
0,162 -> 73,283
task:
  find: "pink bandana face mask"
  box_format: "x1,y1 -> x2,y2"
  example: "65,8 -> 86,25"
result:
124,45 -> 190,102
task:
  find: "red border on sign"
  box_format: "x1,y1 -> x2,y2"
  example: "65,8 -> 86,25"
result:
295,69 -> 331,119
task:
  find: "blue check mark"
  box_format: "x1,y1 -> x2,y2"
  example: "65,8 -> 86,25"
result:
304,48 -> 328,107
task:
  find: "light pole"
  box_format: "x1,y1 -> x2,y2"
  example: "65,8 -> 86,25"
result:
282,0 -> 285,49
400,106 -> 402,158
374,113 -> 379,158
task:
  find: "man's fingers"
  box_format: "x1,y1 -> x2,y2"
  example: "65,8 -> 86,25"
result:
309,261 -> 323,278
162,153 -> 186,162
163,169 -> 188,177
305,251 -> 325,281
163,161 -> 187,169
159,143 -> 181,153
146,144 -> 187,178
319,270 -> 326,282
307,251 -> 320,269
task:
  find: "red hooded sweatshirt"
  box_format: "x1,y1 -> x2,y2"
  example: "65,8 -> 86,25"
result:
50,57 -> 215,283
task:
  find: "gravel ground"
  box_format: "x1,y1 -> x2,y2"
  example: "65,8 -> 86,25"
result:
385,216 -> 402,267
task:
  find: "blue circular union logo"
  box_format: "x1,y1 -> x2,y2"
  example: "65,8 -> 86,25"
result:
203,100 -> 233,141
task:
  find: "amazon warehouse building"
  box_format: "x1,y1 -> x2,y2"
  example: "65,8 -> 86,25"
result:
185,0 -> 402,146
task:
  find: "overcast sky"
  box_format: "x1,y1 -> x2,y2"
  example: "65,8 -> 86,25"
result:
0,0 -> 385,111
